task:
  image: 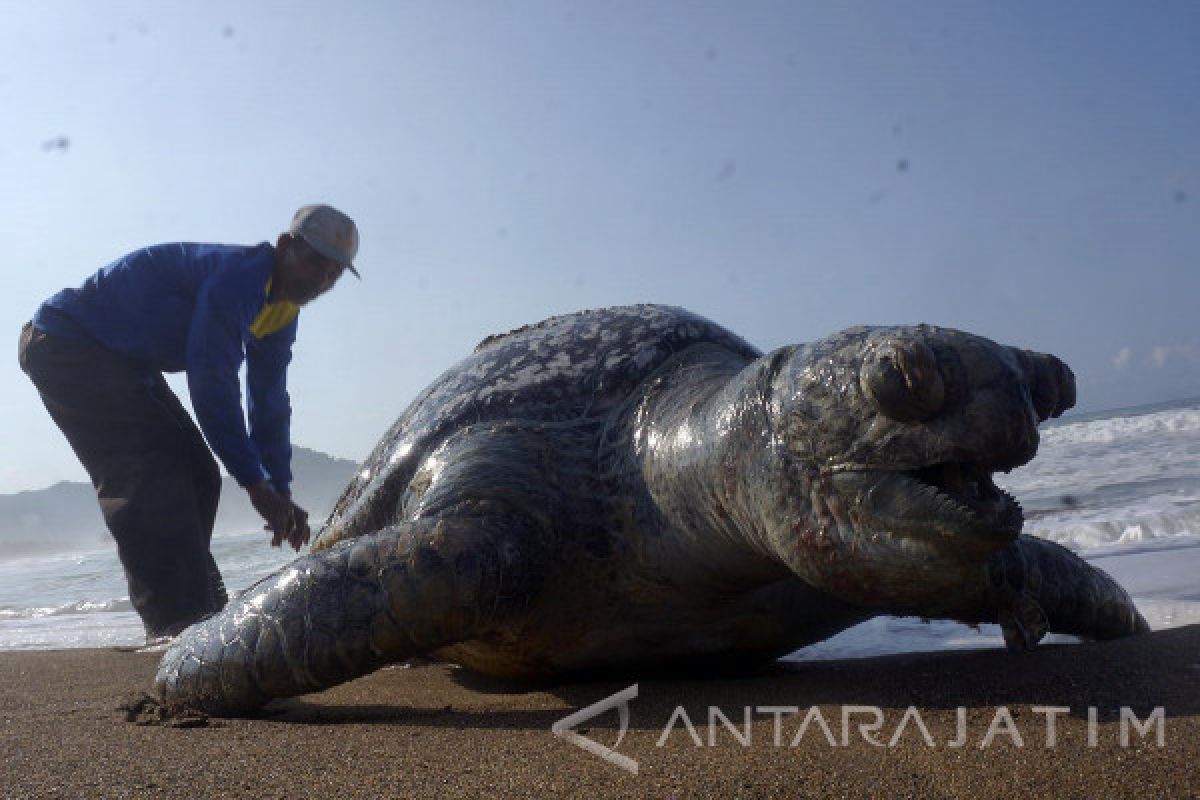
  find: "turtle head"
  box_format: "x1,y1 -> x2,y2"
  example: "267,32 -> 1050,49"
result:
762,324 -> 1074,604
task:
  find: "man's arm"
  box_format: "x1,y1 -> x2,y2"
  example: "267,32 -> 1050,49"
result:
186,273 -> 307,549
245,318 -> 310,549
185,275 -> 269,489
246,317 -> 297,496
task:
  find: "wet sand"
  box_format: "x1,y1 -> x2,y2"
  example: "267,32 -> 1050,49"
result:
1,625 -> 1198,799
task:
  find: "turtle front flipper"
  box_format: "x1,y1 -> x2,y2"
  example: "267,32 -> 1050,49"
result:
997,591 -> 1049,652
153,515 -> 539,715
985,536 -> 1149,644
939,536 -> 1149,649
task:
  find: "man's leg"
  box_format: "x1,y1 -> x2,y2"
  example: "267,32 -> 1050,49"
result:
145,372 -> 229,611
19,323 -> 226,637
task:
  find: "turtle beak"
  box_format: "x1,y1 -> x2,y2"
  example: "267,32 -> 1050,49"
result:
1015,350 -> 1076,422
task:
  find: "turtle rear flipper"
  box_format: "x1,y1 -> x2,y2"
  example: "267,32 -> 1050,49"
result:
153,515 -> 541,716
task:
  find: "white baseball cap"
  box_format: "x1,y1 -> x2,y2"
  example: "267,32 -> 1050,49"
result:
288,204 -> 361,279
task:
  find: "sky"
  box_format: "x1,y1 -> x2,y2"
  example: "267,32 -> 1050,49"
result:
1,1 -> 1197,494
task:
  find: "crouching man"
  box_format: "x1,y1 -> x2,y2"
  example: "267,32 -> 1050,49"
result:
18,204 -> 360,643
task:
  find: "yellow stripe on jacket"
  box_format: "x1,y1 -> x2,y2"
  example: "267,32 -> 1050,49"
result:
249,279 -> 300,339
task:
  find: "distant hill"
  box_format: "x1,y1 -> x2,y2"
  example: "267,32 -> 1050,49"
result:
0,447 -> 359,558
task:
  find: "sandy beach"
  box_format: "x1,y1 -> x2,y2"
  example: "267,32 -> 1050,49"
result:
0,624 -> 1196,799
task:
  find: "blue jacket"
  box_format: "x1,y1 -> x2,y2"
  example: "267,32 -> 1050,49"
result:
33,242 -> 298,494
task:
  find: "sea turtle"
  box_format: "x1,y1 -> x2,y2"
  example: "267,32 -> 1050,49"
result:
154,305 -> 1148,714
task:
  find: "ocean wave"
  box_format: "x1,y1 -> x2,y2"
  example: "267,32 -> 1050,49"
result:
0,597 -> 132,619
1043,408 -> 1200,446
1026,508 -> 1200,551
1132,597 -> 1200,629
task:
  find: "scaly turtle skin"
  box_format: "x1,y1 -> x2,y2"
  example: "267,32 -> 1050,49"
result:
154,305 -> 1148,714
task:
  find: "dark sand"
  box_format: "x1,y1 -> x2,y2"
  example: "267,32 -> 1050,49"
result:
2,626 -> 1198,799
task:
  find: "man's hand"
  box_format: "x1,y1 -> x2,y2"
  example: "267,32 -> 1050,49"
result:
247,480 -> 311,551
281,501 -> 310,550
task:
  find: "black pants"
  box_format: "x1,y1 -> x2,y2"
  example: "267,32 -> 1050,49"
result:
18,322 -> 228,638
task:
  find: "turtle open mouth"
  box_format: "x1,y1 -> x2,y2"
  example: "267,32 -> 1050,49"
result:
831,460 -> 1024,549
907,463 -> 1024,536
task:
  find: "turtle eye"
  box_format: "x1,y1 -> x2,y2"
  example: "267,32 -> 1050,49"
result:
860,340 -> 945,423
